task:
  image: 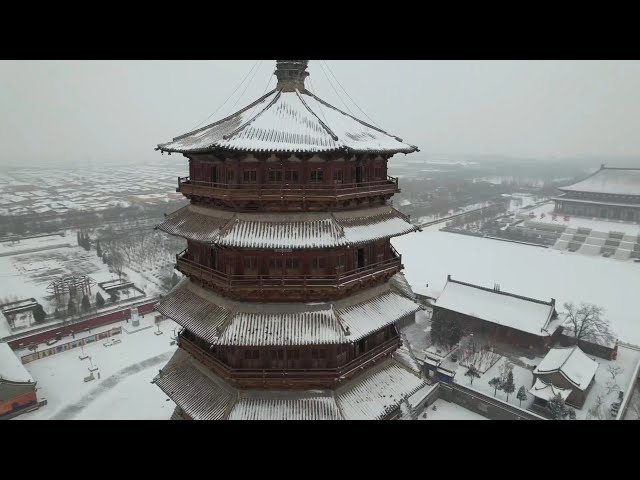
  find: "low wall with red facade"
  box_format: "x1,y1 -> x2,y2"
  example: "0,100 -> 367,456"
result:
7,298 -> 159,350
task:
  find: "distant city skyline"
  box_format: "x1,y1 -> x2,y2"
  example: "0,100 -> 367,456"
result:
1,60 -> 640,166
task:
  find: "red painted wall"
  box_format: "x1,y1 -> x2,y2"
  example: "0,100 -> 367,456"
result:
0,390 -> 37,417
8,299 -> 158,350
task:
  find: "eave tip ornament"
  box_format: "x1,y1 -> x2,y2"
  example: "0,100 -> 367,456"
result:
275,60 -> 309,92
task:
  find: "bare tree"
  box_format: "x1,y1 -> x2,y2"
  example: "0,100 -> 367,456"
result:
607,365 -> 623,380
562,302 -> 614,349
587,395 -> 605,420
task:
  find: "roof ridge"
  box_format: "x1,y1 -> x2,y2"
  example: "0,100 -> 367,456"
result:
447,276 -> 555,307
168,88 -> 278,143
295,89 -> 339,141
222,89 -> 283,141
304,89 -> 392,137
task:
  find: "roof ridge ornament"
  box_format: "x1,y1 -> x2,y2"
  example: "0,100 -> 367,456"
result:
275,60 -> 309,92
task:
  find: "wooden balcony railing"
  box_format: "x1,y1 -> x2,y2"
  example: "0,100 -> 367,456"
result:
177,176 -> 400,202
175,249 -> 402,293
176,330 -> 401,388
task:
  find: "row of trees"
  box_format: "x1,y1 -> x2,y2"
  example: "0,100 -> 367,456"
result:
465,361 -> 577,420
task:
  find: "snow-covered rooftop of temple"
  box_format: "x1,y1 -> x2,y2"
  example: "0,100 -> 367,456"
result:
157,88 -> 418,155
154,348 -> 426,420
433,276 -> 558,337
156,277 -> 421,346
528,378 -> 572,402
534,346 -> 599,391
156,204 -> 418,248
558,166 -> 640,196
0,342 -> 34,384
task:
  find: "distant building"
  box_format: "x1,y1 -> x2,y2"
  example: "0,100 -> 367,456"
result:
432,276 -> 562,354
0,342 -> 38,418
532,346 -> 599,409
553,165 -> 640,222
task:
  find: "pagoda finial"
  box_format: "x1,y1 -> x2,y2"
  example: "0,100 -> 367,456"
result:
275,60 -> 309,92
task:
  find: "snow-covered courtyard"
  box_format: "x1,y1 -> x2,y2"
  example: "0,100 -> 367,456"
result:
15,314 -> 178,420
418,399 -> 487,420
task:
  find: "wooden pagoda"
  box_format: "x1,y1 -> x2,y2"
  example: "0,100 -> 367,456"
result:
153,60 -> 428,420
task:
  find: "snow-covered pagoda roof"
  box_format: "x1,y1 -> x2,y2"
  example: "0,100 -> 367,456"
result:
157,61 -> 417,156
156,277 -> 421,346
434,276 -> 558,337
533,346 -> 599,391
528,378 -> 572,402
0,342 -> 34,384
558,166 -> 640,196
156,204 -> 418,249
154,348 -> 426,420
335,360 -> 426,420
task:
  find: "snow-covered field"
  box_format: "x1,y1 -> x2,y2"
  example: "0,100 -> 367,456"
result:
16,314 -> 178,420
393,229 -> 640,346
418,399 -> 487,420
0,232 -> 176,338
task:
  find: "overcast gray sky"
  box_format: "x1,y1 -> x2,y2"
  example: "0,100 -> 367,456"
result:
1,60 -> 639,166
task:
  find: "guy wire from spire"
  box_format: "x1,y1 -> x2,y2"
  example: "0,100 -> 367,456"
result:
322,60 -> 382,129
317,60 -> 356,117
189,60 -> 260,131
228,60 -> 264,113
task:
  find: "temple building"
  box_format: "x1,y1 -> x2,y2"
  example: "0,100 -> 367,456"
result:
532,346 -> 599,409
152,60 -> 429,420
553,165 -> 640,222
431,276 -> 562,354
0,342 -> 38,419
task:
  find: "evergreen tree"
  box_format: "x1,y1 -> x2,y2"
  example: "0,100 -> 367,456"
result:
96,239 -> 102,258
96,291 -> 105,308
32,303 -> 47,323
81,294 -> 91,312
503,370 -> 516,402
431,312 -> 464,348
489,377 -> 503,397
546,393 -> 576,420
68,297 -> 76,316
102,252 -> 109,264
464,365 -> 481,385
516,386 -> 528,407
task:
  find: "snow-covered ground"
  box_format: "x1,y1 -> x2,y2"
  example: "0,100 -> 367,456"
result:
418,399 -> 487,420
15,314 -> 178,420
0,233 -> 175,337
393,229 -> 640,346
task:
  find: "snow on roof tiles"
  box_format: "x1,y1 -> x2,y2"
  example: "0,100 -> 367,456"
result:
335,287 -> 420,341
219,307 -> 345,347
154,279 -> 232,343
157,205 -> 417,249
0,342 -> 34,384
434,277 -> 557,337
558,167 -> 640,196
533,346 -> 599,391
158,89 -> 417,155
528,378 -> 572,402
157,352 -> 425,420
157,278 -> 420,346
336,360 -> 426,420
155,349 -> 236,420
228,391 -> 341,420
